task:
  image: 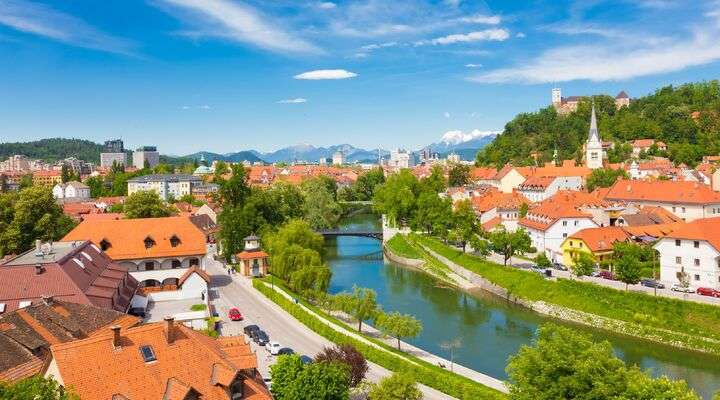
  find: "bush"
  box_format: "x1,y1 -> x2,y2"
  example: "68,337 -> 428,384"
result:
190,303 -> 207,311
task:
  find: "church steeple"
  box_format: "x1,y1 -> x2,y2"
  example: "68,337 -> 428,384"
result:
585,103 -> 603,169
588,104 -> 600,143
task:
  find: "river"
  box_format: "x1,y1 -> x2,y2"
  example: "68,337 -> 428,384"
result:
325,213 -> 720,399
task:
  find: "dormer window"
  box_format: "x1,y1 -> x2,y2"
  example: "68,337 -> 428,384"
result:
139,345 -> 157,362
100,239 -> 111,251
170,235 -> 181,248
144,236 -> 156,249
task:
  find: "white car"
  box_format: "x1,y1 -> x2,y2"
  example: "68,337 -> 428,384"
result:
670,283 -> 694,293
263,377 -> 272,391
266,341 -> 282,355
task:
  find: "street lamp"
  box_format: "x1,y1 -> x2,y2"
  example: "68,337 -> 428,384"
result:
440,338 -> 462,372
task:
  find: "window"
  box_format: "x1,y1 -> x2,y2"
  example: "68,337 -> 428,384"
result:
675,239 -> 681,247
695,259 -> 701,266
0,303 -> 5,314
675,256 -> 682,264
18,301 -> 31,308
80,251 -> 93,261
144,236 -> 156,249
170,235 -> 181,248
139,345 -> 157,362
90,243 -> 101,252
563,233 -> 568,238
569,241 -> 574,247
672,206 -> 676,212
72,258 -> 85,269
171,260 -> 181,269
100,239 -> 111,251
145,262 -> 155,271
562,221 -> 568,226
694,241 -> 700,248
574,220 -> 578,226
694,274 -> 700,281
682,207 -> 686,213
189,258 -> 199,267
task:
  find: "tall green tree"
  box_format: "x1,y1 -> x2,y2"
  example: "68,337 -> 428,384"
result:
368,372 -> 423,400
333,286 -> 379,332
271,355 -> 350,400
218,164 -> 251,207
314,344 -> 369,387
421,165 -> 447,193
507,324 -> 698,400
123,190 -> 174,219
450,199 -> 481,253
488,228 -> 533,266
301,177 -> 342,230
373,170 -> 421,227
586,168 -> 629,192
0,186 -> 76,257
615,253 -> 643,290
375,311 -> 423,350
351,167 -> 386,201
572,252 -> 596,279
448,163 -> 471,187
411,191 -> 452,235
0,376 -> 79,400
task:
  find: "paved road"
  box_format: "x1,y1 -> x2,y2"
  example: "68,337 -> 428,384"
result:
205,258 -> 454,400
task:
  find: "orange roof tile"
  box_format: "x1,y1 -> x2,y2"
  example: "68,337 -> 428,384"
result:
470,167 -> 497,180
605,179 -> 720,205
50,322 -> 270,400
62,217 -> 207,261
470,189 -> 529,213
566,226 -> 631,253
660,217 -> 720,251
236,251 -> 269,260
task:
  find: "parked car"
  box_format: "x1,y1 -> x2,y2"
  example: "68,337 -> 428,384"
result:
128,307 -> 146,318
255,330 -> 269,346
552,262 -> 568,271
696,287 -> 720,298
262,377 -> 272,391
299,355 -> 314,364
640,279 -> 665,289
266,341 -> 282,355
228,308 -> 243,321
597,270 -> 615,280
670,283 -> 694,293
277,347 -> 295,356
243,324 -> 260,337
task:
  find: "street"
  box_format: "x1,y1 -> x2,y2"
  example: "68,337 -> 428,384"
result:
204,257 -> 455,400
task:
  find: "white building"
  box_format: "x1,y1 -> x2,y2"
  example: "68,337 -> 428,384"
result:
332,151 -> 344,165
518,176 -> 584,202
100,152 -> 127,168
52,181 -> 91,200
0,155 -> 30,172
388,149 -> 413,169
133,146 -> 160,169
585,105 -> 603,169
127,174 -> 202,200
655,218 -> 720,289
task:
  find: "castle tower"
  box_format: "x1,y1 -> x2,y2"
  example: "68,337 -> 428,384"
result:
585,104 -> 603,169
552,88 -> 562,106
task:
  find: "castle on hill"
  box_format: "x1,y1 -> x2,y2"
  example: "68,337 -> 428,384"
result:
552,88 -> 630,115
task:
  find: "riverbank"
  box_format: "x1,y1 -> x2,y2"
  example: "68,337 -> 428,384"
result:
251,278 -> 508,399
411,234 -> 720,357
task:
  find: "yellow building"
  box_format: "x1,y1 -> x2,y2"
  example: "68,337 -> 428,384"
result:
561,226 -> 631,266
31,170 -> 62,186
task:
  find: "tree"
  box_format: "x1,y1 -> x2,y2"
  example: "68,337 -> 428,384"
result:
218,164 -> 251,207
0,186 -> 76,257
290,264 -> 332,295
368,372 -> 423,400
85,176 -> 107,198
374,311 -> 422,350
411,191 -> 451,235
585,168 -> 629,192
506,324 -> 699,400
373,170 -> 421,227
615,253 -> 643,290
0,376 -> 79,400
572,252 -> 595,279
123,190 -> 174,219
271,355 -> 350,400
451,199 -> 480,252
421,165 -> 446,193
314,344 -> 369,387
519,202 -> 529,218
488,228 -> 533,266
448,163 -> 471,187
61,164 -> 72,183
352,167 -> 386,201
333,286 -> 379,332
534,253 -> 551,269
301,177 -> 342,230
19,173 -> 33,189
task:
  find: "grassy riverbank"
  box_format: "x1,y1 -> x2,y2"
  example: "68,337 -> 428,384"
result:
413,235 -> 720,346
386,234 -> 422,259
252,278 -> 507,400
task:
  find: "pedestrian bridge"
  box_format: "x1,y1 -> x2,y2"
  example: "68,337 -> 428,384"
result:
317,230 -> 383,240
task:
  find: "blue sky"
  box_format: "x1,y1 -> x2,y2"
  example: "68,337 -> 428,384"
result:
1,0 -> 719,155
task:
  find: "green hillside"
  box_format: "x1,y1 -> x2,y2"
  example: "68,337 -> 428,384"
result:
476,81 -> 720,167
0,138 -> 104,163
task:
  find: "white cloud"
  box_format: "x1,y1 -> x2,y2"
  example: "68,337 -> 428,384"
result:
294,69 -> 358,80
471,29 -> 720,83
415,29 -> 509,46
181,105 -> 191,110
465,63 -> 482,68
317,2 -> 336,9
444,0 -> 461,7
516,32 -> 526,38
199,105 -> 211,109
157,0 -> 320,54
0,0 -> 134,55
443,111 -> 451,118
458,14 -> 501,25
277,98 -> 308,104
441,129 -> 499,145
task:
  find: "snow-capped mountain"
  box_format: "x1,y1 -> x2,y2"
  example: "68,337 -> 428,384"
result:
426,129 -> 498,154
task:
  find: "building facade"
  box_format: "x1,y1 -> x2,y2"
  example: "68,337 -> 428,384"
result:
53,181 -> 91,200
654,218 -> 720,289
132,146 -> 160,169
127,174 -> 202,200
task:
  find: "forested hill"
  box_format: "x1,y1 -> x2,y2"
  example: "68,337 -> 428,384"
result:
0,138 -> 104,163
476,81 -> 720,167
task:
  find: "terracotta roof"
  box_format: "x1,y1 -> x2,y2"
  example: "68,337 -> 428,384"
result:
659,218 -> 720,252
518,190 -> 604,231
470,167 -> 497,180
50,322 -> 270,400
518,176 -> 555,190
178,266 -> 211,286
624,221 -> 686,238
632,139 -> 655,148
604,179 -> 720,205
236,251 -> 269,260
566,226 -> 631,253
522,161 -> 592,179
0,300 -> 134,383
615,91 -> 629,99
481,216 -> 503,231
62,216 -> 207,261
470,189 -> 529,213
0,241 -> 138,313
620,206 -> 682,226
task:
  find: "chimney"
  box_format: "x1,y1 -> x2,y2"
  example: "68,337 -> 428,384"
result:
35,239 -> 42,253
41,295 -> 53,305
34,263 -> 44,275
110,325 -> 121,348
164,316 -> 175,345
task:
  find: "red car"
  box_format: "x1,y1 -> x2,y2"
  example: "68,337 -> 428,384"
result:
696,287 -> 720,298
598,270 -> 615,280
228,308 -> 243,321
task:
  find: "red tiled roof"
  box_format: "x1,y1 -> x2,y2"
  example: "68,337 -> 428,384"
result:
566,226 -> 630,253
236,251 -> 269,260
605,179 -> 720,205
660,217 -> 720,252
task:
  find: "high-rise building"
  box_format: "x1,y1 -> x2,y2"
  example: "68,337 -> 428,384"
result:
332,151 -> 344,165
100,139 -> 127,168
133,146 -> 160,169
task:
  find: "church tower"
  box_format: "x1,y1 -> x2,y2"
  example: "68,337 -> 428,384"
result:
552,88 -> 562,107
585,104 -> 603,169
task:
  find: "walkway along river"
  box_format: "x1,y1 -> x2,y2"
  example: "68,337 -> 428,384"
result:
325,213 -> 720,399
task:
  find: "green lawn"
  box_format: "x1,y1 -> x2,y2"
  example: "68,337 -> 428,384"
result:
414,235 -> 720,343
385,234 -> 422,259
